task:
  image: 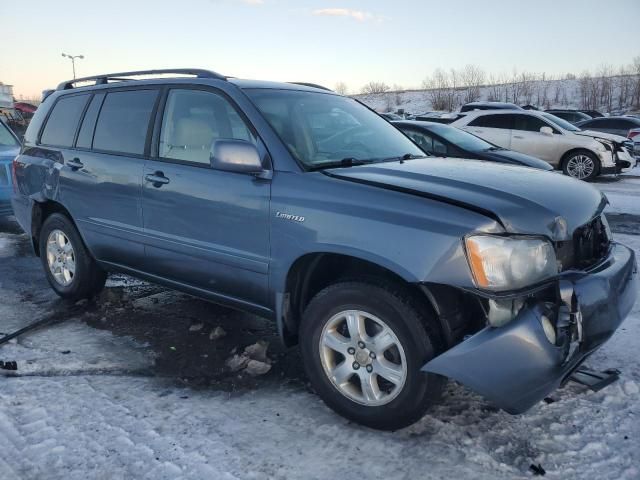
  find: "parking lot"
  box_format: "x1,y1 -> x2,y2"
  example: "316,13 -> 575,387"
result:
0,169 -> 638,480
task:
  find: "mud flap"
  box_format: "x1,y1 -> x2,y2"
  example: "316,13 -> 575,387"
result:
422,304 -> 567,414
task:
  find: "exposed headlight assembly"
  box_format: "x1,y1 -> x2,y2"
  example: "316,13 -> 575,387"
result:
465,235 -> 558,291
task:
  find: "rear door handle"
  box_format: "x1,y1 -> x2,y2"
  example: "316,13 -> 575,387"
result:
66,158 -> 84,170
145,172 -> 170,187
513,135 -> 524,139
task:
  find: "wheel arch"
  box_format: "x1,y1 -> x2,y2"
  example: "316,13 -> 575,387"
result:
30,200 -> 80,257
278,252 -> 478,348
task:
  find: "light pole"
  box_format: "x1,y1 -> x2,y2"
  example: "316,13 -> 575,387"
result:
61,53 -> 84,79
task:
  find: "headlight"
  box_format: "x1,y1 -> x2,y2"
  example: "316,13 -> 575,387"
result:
465,235 -> 557,290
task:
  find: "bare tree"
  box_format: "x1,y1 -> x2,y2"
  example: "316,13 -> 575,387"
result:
461,64 -> 485,104
334,82 -> 349,95
361,81 -> 390,94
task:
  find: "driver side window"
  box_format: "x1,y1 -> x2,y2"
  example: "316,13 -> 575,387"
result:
159,89 -> 255,165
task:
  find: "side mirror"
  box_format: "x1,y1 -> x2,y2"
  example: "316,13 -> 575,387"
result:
540,126 -> 553,136
210,139 -> 264,175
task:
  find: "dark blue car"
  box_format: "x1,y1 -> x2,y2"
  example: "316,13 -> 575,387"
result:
0,119 -> 20,217
393,120 -> 553,170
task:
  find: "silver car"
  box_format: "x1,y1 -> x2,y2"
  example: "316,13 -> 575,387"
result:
451,110 -> 632,180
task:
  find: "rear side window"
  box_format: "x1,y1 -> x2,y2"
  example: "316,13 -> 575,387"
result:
76,93 -> 105,149
468,114 -> 513,129
40,94 -> 89,147
93,90 -> 158,155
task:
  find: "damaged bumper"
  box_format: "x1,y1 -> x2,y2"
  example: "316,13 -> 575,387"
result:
423,242 -> 638,414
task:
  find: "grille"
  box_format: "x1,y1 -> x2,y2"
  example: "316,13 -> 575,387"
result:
556,215 -> 610,271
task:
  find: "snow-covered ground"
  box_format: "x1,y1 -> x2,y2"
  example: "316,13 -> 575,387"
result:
1,174 -> 639,479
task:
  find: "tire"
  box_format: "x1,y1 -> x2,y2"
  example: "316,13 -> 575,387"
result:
38,213 -> 107,300
299,280 -> 444,430
562,150 -> 600,181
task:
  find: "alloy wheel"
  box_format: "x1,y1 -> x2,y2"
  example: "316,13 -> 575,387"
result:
566,154 -> 595,179
319,309 -> 407,406
46,229 -> 76,286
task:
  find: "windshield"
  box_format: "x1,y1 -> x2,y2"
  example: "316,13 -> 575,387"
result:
0,121 -> 19,147
541,112 -> 580,132
427,124 -> 495,151
245,89 -> 424,169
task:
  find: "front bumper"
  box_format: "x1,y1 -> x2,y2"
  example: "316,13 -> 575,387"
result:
423,242 -> 638,414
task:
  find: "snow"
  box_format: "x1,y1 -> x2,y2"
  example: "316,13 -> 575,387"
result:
355,76 -> 639,115
1,178 -> 640,479
594,173 -> 640,215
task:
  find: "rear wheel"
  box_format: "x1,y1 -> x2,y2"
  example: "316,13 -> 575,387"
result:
300,280 -> 444,430
39,213 -> 107,300
562,150 -> 600,181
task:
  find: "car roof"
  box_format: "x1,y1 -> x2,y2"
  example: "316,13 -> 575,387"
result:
51,69 -> 336,96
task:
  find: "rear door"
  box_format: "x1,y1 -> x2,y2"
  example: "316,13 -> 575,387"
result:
54,88 -> 159,267
141,87 -> 271,308
510,114 -> 561,163
464,114 -> 514,148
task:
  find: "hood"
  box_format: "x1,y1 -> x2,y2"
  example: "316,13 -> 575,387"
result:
325,158 -> 605,240
575,130 -> 628,144
481,149 -> 553,171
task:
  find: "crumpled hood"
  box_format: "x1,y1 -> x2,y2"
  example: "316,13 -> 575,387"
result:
325,158 -> 605,240
575,130 -> 628,144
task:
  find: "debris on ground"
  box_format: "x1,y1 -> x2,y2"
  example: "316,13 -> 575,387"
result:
0,360 -> 17,371
224,341 -> 272,375
225,354 -> 249,372
209,326 -> 226,340
189,322 -> 204,332
529,463 -> 546,476
245,359 -> 271,376
244,340 -> 269,363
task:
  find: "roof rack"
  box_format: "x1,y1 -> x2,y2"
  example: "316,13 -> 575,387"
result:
288,82 -> 333,92
56,69 -> 226,91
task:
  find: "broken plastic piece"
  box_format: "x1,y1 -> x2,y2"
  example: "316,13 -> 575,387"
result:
569,367 -> 620,392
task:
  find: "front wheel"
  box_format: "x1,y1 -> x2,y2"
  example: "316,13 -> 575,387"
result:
300,280 -> 444,430
39,213 -> 107,300
562,150 -> 600,181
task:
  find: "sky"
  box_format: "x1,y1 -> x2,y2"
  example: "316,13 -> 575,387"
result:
2,0 -> 639,99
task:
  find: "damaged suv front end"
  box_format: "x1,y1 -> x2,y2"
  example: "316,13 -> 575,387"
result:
425,209 -> 638,413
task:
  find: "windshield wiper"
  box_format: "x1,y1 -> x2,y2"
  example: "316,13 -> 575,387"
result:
308,157 -> 373,171
382,153 -> 429,163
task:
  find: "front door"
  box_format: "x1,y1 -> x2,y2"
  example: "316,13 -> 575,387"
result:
141,88 -> 271,307
509,114 -> 561,164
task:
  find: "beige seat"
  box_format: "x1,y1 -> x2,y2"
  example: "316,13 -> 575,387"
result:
165,117 -> 215,164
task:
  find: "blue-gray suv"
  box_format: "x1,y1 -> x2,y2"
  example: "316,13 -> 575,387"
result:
11,69 -> 638,430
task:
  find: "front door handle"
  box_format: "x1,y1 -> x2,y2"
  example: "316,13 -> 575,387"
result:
145,171 -> 170,187
66,158 -> 84,170
513,135 -> 524,139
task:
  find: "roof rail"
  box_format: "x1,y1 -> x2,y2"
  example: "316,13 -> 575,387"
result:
288,82 -> 333,92
56,68 -> 226,90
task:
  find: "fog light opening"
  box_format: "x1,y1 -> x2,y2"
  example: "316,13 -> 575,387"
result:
540,315 -> 557,344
